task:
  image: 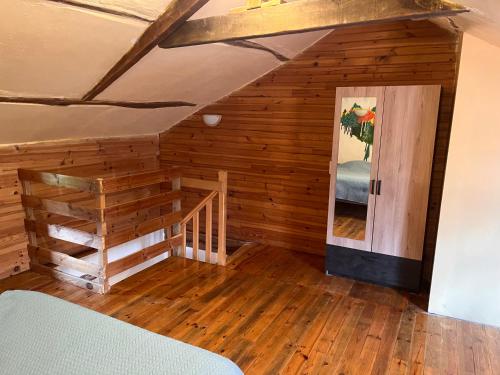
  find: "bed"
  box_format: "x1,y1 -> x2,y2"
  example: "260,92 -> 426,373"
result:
335,160 -> 371,204
0,290 -> 243,375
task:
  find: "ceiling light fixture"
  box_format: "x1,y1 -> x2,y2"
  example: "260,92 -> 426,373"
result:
202,114 -> 222,127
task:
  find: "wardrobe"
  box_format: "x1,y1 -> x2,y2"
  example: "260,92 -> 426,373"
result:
326,85 -> 441,290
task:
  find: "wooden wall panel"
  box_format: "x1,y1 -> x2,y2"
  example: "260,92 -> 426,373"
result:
159,20 -> 460,286
0,135 -> 159,279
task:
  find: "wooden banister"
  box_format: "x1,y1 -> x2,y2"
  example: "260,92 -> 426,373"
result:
217,171 -> 227,266
205,199 -> 212,262
181,190 -> 218,225
19,164 -> 227,294
19,163 -> 185,295
179,171 -> 227,265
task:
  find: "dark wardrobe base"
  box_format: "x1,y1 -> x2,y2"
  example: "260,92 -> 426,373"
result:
325,244 -> 421,292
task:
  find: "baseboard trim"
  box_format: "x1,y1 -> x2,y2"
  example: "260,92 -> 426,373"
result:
325,244 -> 421,291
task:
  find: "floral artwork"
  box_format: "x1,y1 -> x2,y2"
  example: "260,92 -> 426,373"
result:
340,97 -> 377,161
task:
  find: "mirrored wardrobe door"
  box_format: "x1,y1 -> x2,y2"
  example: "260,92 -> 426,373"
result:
326,86 -> 386,251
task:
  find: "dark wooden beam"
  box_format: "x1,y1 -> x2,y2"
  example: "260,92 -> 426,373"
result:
0,97 -> 196,109
223,40 -> 289,62
82,0 -> 210,101
159,0 -> 468,49
46,0 -> 154,23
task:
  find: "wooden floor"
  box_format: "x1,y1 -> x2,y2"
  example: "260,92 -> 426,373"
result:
1,244 -> 499,375
333,215 -> 366,241
333,202 -> 368,241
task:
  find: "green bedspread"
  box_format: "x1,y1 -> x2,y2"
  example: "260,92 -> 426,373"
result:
0,290 -> 243,375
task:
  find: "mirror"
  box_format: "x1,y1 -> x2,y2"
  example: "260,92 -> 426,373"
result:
333,97 -> 376,241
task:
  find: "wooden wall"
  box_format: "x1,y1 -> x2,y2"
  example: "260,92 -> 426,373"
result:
0,135 -> 159,279
159,20 -> 461,285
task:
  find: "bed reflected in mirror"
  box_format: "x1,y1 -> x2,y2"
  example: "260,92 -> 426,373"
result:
333,97 -> 376,241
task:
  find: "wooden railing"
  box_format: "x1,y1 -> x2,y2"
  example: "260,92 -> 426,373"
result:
18,162 -> 228,294
18,164 -> 183,294
179,171 -> 227,266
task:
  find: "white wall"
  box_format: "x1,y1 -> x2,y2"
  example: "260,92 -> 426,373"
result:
429,33 -> 500,328
337,131 -> 371,163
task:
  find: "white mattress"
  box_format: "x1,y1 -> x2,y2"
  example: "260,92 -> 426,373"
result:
0,290 -> 243,375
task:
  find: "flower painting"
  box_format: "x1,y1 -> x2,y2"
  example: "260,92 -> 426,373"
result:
340,97 -> 377,161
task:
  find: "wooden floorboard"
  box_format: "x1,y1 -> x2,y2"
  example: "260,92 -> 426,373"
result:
1,244 -> 499,375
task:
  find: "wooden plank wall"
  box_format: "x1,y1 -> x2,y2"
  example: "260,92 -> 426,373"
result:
159,20 -> 461,286
0,136 -> 159,279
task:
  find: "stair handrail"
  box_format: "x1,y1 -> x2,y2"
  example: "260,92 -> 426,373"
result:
179,171 -> 227,265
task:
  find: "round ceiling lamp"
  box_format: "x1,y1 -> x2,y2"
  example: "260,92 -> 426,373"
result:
202,114 -> 222,127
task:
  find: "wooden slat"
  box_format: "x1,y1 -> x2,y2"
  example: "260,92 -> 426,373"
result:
18,169 -> 98,192
105,211 -> 182,249
21,180 -> 38,251
172,176 -> 182,256
102,168 -> 181,193
43,157 -> 160,178
30,263 -> 104,293
181,177 -> 221,191
24,219 -> 103,250
107,234 -> 182,277
21,194 -> 101,221
104,190 -> 182,219
205,199 -> 213,263
159,0 -> 466,48
95,191 -> 108,292
182,223 -> 187,257
27,244 -> 100,276
217,171 -> 228,266
193,211 -> 199,260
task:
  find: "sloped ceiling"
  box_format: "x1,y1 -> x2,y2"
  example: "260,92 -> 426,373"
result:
0,0 -> 146,98
0,0 -> 327,144
438,0 -> 500,47
0,0 -> 499,144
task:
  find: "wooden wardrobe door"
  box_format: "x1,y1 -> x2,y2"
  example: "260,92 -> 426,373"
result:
327,86 -> 385,251
371,85 -> 441,260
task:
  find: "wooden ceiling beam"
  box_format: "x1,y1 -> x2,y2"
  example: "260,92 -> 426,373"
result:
159,0 -> 468,49
82,0 -> 210,101
0,97 -> 196,109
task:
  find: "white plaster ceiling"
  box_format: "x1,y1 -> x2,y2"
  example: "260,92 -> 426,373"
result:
0,0 -> 327,144
1,0 -> 500,144
0,0 -> 146,98
97,31 -> 327,104
0,103 -> 197,142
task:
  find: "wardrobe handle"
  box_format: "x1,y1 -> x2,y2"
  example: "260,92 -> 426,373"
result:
376,180 -> 382,195
369,179 -> 375,195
